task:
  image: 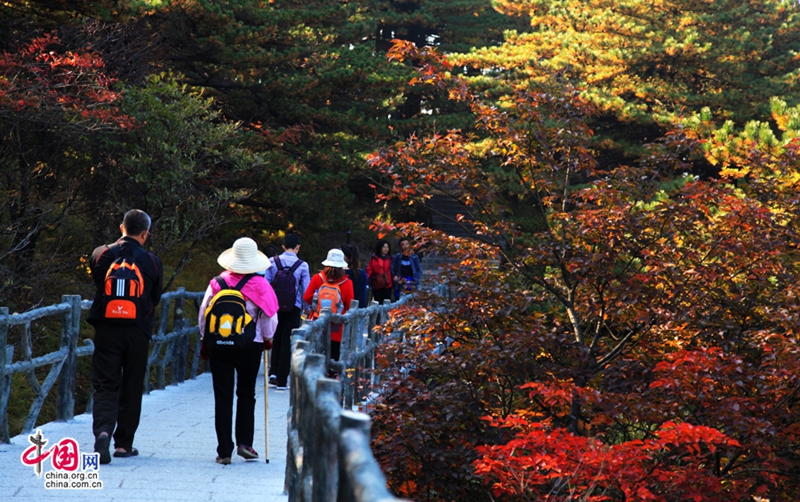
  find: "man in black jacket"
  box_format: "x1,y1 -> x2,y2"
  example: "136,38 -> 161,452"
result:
88,209 -> 163,464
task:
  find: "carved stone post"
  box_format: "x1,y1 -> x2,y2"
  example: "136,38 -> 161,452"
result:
338,411 -> 397,502
170,290 -> 186,385
320,309 -> 332,361
287,338 -> 309,502
0,307 -> 10,443
313,378 -> 342,502
340,302 -> 358,409
366,302 -> 381,389
57,295 -> 82,421
191,296 -> 203,378
298,353 -> 326,502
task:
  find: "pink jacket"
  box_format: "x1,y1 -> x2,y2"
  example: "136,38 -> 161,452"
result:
197,272 -> 278,343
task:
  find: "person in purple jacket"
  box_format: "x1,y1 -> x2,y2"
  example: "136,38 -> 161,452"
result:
263,233 -> 310,390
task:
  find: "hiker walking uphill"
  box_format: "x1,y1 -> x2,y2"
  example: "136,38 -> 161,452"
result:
198,237 -> 278,464
392,237 -> 422,297
303,249 -> 354,365
367,239 -> 393,304
263,233 -> 310,390
88,209 -> 163,464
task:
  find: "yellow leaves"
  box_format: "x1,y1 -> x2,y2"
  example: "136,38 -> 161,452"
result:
719,165 -> 751,180
678,14 -> 696,30
78,256 -> 92,277
779,170 -> 800,189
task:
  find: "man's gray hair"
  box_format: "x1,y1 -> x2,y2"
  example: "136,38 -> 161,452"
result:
122,209 -> 151,236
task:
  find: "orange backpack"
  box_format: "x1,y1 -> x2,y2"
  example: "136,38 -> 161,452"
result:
101,246 -> 146,322
310,273 -> 346,319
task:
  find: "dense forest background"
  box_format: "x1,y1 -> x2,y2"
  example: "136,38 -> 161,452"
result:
3,0 -> 800,500
0,0 -> 528,308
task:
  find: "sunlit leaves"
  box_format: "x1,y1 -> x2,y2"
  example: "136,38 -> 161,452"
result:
369,42 -> 800,501
0,33 -> 132,129
474,417 -> 741,501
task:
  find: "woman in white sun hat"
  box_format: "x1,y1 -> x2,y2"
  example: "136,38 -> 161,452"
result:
303,248 -> 354,364
198,237 -> 278,465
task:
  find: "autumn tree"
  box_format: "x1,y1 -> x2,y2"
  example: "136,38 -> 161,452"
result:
451,0 -> 800,166
120,0 -> 531,246
0,28 -> 263,306
367,42 -> 800,501
374,0 -> 530,124
0,33 -> 132,307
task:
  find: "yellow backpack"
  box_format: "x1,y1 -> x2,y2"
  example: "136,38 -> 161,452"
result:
203,275 -> 255,350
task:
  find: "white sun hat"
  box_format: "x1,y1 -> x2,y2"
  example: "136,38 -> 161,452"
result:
321,248 -> 348,269
217,237 -> 271,274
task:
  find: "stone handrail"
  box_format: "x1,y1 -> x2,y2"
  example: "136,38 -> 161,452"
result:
147,289 -> 206,392
0,296 -> 84,443
0,289 -> 205,443
287,298 -> 409,502
2,289 -> 414,501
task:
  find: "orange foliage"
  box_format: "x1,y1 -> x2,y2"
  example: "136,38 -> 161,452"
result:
368,42 -> 800,501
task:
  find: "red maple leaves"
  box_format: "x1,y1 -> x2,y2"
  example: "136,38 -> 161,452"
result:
0,33 -> 133,129
369,41 -> 800,501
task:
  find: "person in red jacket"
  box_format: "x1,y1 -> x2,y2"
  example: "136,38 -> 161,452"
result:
303,248 -> 354,363
366,239 -> 393,304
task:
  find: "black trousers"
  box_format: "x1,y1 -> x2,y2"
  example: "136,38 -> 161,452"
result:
270,307 -> 301,387
372,287 -> 393,305
210,343 -> 263,458
91,323 -> 150,450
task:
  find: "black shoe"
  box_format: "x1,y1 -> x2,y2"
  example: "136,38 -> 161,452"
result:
94,434 -> 111,465
113,447 -> 139,458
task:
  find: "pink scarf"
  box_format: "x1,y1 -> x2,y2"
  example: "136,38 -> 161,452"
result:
211,271 -> 279,317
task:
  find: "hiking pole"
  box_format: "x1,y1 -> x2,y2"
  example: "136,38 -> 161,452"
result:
263,348 -> 270,463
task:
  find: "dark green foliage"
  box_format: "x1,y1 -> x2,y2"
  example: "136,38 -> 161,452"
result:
138,0 -> 405,243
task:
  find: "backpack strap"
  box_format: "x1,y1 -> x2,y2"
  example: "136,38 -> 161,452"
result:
319,272 -> 346,287
288,259 -> 303,274
234,274 -> 254,290
214,274 -> 256,291
108,243 -> 146,261
214,274 -> 253,292
275,256 -> 284,270
214,276 -> 228,291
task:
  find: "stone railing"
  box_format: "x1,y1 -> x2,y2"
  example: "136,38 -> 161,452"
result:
0,296 -> 85,443
2,290 -> 416,501
145,289 -> 206,391
0,289 -> 204,443
286,298 -> 409,502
